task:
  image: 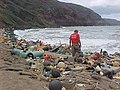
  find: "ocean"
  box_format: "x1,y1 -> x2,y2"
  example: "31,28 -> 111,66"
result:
14,26 -> 120,54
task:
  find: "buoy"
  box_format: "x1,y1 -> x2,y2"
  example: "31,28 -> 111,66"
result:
51,69 -> 61,78
49,80 -> 62,90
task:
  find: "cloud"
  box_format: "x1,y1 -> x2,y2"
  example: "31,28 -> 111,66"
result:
58,0 -> 120,7
102,13 -> 120,20
91,6 -> 120,15
58,0 -> 120,20
89,0 -> 120,7
90,3 -> 120,20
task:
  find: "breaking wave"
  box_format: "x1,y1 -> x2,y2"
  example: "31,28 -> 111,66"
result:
14,26 -> 120,54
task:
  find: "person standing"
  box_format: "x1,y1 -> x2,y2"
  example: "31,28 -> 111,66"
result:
69,30 -> 81,58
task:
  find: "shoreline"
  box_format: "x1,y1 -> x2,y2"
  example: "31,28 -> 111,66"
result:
13,26 -> 120,54
1,28 -> 120,90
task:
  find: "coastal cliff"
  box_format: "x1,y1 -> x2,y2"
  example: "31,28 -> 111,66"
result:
104,18 -> 120,26
0,0 -> 108,29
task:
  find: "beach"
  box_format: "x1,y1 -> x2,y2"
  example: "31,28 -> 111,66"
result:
0,29 -> 48,90
1,28 -> 120,90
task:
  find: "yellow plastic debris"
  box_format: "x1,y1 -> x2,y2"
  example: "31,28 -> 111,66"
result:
0,36 -> 5,43
113,76 -> 120,79
112,61 -> 120,67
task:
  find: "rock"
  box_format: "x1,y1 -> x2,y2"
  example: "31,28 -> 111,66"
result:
57,62 -> 66,69
75,57 -> 83,63
51,69 -> 61,78
49,80 -> 62,90
66,57 -> 75,63
113,52 -> 120,56
102,70 -> 114,79
43,61 -> 51,66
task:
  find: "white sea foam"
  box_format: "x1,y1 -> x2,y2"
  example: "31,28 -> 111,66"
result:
14,26 -> 120,54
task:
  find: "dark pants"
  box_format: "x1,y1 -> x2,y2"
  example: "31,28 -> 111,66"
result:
71,44 -> 81,57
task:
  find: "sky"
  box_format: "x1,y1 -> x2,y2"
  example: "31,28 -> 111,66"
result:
58,0 -> 120,21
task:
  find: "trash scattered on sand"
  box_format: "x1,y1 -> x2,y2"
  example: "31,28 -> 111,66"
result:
1,28 -> 120,90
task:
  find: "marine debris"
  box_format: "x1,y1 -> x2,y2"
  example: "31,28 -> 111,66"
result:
1,28 -> 120,90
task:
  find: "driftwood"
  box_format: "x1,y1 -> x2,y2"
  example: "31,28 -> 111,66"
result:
19,71 -> 33,76
5,67 -> 24,71
49,45 -> 62,52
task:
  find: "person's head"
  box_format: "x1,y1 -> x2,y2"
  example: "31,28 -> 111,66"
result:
74,30 -> 78,33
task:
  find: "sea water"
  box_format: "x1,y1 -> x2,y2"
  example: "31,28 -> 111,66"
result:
14,26 -> 120,54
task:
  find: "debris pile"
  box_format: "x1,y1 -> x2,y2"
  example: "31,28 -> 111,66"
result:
1,29 -> 120,90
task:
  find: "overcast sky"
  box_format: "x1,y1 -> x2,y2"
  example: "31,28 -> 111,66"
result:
58,0 -> 120,20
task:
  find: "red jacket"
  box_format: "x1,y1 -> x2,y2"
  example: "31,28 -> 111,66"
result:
70,32 -> 80,44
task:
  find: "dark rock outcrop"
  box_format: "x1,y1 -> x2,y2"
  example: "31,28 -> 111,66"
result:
0,0 -> 108,28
